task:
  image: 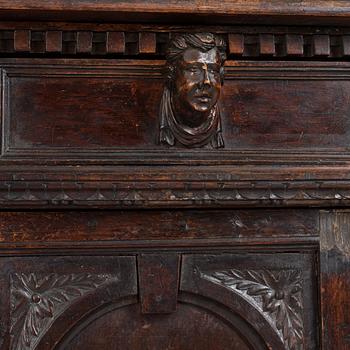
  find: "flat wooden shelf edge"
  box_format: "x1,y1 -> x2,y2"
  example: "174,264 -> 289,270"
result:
1,1 -> 350,25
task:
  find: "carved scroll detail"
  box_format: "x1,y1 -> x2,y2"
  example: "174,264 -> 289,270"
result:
201,269 -> 303,350
10,273 -> 113,350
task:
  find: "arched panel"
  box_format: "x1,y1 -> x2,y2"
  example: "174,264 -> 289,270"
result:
58,302 -> 259,350
181,278 -> 284,349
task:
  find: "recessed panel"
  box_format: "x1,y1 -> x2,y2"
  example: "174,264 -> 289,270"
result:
222,78 -> 350,148
3,60 -> 350,163
5,66 -> 162,150
63,303 -> 253,350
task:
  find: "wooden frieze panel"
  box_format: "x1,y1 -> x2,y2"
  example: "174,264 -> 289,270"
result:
2,60 -> 350,160
0,29 -> 349,208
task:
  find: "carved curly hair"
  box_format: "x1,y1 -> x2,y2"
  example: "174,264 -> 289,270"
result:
166,33 -> 227,82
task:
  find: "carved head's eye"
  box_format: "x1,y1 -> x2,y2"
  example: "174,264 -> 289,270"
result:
187,66 -> 201,74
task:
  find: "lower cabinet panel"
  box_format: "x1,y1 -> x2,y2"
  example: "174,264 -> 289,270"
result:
181,253 -> 318,350
64,302 -> 252,350
0,256 -> 138,350
0,252 -> 318,350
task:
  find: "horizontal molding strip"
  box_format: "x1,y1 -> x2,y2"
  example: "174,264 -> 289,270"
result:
0,179 -> 350,208
0,28 -> 350,59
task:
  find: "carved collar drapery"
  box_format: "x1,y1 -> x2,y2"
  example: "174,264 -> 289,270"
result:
159,86 -> 224,148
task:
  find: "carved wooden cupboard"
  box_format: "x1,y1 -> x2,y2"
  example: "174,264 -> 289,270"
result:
0,2 -> 349,349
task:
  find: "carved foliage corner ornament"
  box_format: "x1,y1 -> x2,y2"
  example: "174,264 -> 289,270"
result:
159,33 -> 227,149
10,273 -> 114,350
201,269 -> 304,350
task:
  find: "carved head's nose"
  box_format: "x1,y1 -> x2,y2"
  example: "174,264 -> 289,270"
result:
202,64 -> 211,86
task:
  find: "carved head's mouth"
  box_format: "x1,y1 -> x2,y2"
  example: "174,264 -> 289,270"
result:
197,96 -> 210,103
193,92 -> 212,103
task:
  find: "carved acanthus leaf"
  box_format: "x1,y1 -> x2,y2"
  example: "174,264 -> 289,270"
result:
10,273 -> 113,350
201,269 -> 303,350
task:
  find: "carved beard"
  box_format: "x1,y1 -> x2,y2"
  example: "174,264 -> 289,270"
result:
159,86 -> 224,148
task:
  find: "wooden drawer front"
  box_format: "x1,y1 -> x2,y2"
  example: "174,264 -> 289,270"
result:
181,252 -> 318,350
0,255 -> 137,349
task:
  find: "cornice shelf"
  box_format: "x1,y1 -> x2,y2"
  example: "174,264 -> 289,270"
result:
0,1 -> 350,25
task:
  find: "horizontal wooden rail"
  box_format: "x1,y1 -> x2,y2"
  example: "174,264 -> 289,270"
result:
0,1 -> 350,25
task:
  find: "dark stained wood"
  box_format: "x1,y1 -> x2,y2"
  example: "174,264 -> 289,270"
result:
138,254 -> 180,314
0,163 -> 350,208
222,61 -> 350,149
138,32 -> 156,54
0,255 -> 138,349
1,171 -> 350,209
312,34 -> 330,56
4,60 -> 350,158
159,33 -> 225,149
45,30 -> 62,52
13,29 -> 30,51
284,34 -> 304,56
0,1 -> 350,25
0,209 -> 319,245
181,252 -> 318,349
76,31 -> 92,53
341,35 -> 350,57
0,4 -> 347,349
259,34 -> 275,56
4,61 -> 162,150
63,303 -> 252,350
2,27 -> 350,59
106,31 -> 125,53
320,210 -> 350,350
228,34 -> 244,56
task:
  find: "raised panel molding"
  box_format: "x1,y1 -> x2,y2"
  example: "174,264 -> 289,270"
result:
201,269 -> 304,350
10,273 -> 115,350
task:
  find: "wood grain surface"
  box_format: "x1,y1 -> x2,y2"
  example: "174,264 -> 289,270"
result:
0,5 -> 346,349
0,1 -> 349,25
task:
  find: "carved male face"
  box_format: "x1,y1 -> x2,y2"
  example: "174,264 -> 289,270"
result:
172,47 -> 223,127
